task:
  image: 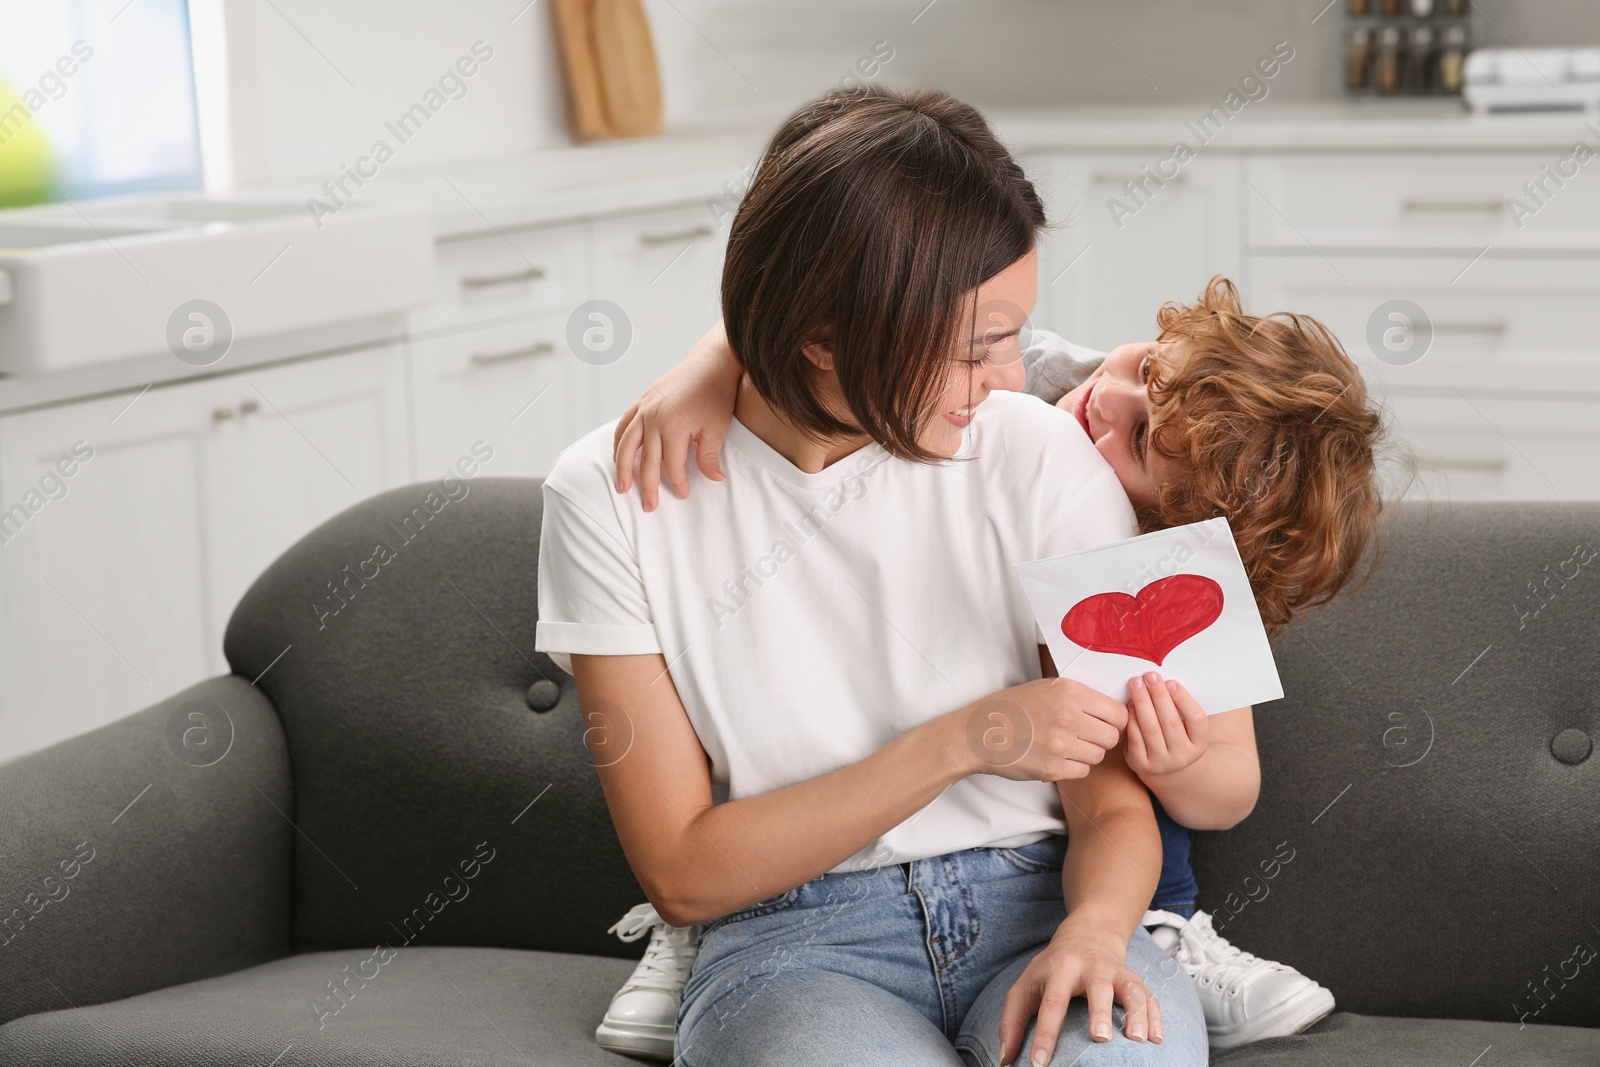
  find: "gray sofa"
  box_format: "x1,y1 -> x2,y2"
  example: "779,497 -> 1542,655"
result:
1,478 -> 1595,1066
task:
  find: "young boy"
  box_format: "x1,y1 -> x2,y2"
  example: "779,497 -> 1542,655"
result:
589,276 -> 1386,1058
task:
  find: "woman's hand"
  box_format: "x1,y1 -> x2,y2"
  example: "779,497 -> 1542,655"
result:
998,922 -> 1161,1064
613,321 -> 743,511
1124,672 -> 1210,779
960,677 -> 1128,785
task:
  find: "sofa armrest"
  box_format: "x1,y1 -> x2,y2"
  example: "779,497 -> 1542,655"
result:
0,675 -> 293,1025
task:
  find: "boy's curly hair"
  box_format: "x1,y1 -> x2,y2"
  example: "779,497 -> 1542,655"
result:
1141,276 -> 1387,637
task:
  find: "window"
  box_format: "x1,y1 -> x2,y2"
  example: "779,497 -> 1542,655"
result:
0,0 -> 202,206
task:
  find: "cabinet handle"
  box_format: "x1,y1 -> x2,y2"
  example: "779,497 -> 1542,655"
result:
638,225 -> 713,246
239,399 -> 260,415
1418,456 -> 1510,473
1401,200 -> 1505,214
211,406 -> 235,422
459,266 -> 547,289
1091,172 -> 1187,187
470,341 -> 556,367
1433,321 -> 1509,335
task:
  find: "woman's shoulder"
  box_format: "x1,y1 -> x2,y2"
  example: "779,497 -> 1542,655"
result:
971,389 -> 1099,465
543,419 -> 621,502
968,390 -> 1136,537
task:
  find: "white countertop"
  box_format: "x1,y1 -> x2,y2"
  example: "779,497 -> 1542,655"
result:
991,100 -> 1600,152
349,125 -> 773,240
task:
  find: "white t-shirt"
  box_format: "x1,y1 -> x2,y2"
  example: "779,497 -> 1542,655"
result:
535,389 -> 1138,873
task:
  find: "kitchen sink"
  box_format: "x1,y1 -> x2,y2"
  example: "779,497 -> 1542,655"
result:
0,194 -> 433,374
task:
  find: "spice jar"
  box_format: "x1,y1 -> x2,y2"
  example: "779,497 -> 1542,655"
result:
1380,0 -> 1403,17
1405,26 -> 1435,93
1376,26 -> 1404,94
1438,25 -> 1468,92
1410,0 -> 1434,15
1443,0 -> 1467,13
1349,0 -> 1372,13
1347,27 -> 1374,92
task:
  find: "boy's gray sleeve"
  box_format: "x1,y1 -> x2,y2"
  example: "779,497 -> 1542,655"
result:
1020,328 -> 1108,406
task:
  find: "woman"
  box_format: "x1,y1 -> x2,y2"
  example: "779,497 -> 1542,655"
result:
534,87 -> 1207,1065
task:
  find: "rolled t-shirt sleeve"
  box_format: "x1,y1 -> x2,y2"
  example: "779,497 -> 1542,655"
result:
535,462 -> 662,674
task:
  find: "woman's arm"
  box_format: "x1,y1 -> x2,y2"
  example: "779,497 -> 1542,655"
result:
612,320 -> 742,511
997,648 -> 1165,1060
570,650 -> 1132,928
998,749 -> 1167,1059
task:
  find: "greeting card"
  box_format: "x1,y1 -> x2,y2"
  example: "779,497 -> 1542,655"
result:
1014,518 -> 1283,713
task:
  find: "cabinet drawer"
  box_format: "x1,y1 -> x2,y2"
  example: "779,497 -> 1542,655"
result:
589,204 -> 727,424
409,314 -> 595,480
1244,154 -> 1600,250
1383,393 -> 1600,502
1244,254 -> 1600,395
1025,152 -> 1242,352
412,222 -> 588,331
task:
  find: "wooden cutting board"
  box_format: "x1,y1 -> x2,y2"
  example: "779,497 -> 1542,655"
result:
549,0 -> 663,142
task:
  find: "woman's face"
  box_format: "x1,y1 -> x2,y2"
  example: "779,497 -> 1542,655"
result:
1056,340 -> 1187,510
921,249 -> 1036,458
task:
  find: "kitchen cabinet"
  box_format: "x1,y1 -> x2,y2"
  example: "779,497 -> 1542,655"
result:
1247,225 -> 1600,504
0,346 -> 408,757
1018,146 -> 1600,506
1246,255 -> 1600,396
1025,152 -> 1242,352
1243,154 -> 1600,252
407,203 -> 729,478
412,223 -> 590,334
1381,393 -> 1600,502
588,205 -> 728,426
410,312 -> 594,479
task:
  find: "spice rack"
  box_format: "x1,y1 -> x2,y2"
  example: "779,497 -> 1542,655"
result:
1343,0 -> 1479,98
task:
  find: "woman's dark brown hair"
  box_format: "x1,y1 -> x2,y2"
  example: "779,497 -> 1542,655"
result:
722,87 -> 1045,462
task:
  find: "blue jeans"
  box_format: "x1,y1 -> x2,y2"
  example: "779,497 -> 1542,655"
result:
675,834 -> 1209,1066
1150,795 -> 1198,920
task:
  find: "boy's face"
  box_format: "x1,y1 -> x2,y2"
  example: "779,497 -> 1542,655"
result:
1056,339 -> 1187,510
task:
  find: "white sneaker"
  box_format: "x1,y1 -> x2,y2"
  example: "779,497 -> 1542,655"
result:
595,902 -> 702,1061
1144,909 -> 1335,1050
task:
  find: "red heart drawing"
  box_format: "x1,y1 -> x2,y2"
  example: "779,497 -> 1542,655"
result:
1061,574 -> 1224,666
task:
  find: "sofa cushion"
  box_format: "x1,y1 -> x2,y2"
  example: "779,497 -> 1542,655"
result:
0,945 -> 643,1066
1215,1012 -> 1600,1066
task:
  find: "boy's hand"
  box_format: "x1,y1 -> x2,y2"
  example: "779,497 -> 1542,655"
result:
612,323 -> 741,511
613,386 -> 726,511
1124,673 -> 1209,778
